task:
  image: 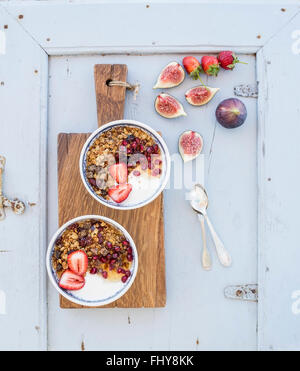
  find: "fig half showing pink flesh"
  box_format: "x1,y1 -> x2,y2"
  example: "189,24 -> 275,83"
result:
153,62 -> 185,89
179,130 -> 203,162
155,93 -> 187,119
185,86 -> 219,106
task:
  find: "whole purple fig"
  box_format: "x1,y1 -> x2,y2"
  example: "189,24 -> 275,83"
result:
215,98 -> 247,129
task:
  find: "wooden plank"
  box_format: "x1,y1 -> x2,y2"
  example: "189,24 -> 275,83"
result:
3,1 -> 300,55
0,6 -> 47,350
58,63 -> 165,308
257,13 -> 300,351
58,133 -> 166,308
94,64 -> 127,126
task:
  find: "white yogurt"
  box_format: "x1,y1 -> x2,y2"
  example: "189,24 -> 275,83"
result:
69,273 -> 124,302
122,171 -> 162,206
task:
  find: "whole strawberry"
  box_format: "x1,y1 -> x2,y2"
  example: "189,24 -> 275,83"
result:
201,56 -> 220,76
218,51 -> 247,70
182,56 -> 202,80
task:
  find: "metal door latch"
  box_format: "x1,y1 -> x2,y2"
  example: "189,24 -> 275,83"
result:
0,156 -> 25,221
234,83 -> 258,98
224,284 -> 258,302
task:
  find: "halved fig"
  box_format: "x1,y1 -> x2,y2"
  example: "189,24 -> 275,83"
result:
155,93 -> 187,119
185,86 -> 219,106
153,62 -> 185,89
179,130 -> 203,162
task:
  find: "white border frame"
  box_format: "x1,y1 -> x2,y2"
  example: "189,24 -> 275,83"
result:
1,0 -> 300,350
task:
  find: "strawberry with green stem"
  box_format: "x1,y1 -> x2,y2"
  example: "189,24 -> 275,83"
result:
201,56 -> 220,77
182,56 -> 206,87
218,51 -> 248,70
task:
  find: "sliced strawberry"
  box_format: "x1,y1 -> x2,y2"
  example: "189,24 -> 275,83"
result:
201,56 -> 220,76
108,183 -> 132,203
109,163 -> 128,184
67,250 -> 88,276
59,270 -> 85,291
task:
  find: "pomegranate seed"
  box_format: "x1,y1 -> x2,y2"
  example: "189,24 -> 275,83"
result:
140,145 -> 144,152
146,146 -> 153,154
117,268 -> 122,274
122,140 -> 128,146
133,170 -> 141,177
92,256 -> 98,260
114,246 -> 121,252
152,168 -> 161,176
90,268 -> 98,274
148,162 -> 155,170
125,270 -> 131,277
153,144 -> 159,154
127,253 -> 133,262
136,138 -> 141,144
88,178 -> 97,186
112,253 -> 118,259
110,259 -> 116,264
127,148 -> 132,154
102,271 -> 108,279
131,141 -> 137,149
106,241 -> 112,248
107,254 -> 112,260
127,247 -> 133,254
100,256 -> 107,263
122,240 -> 129,246
121,275 -> 128,283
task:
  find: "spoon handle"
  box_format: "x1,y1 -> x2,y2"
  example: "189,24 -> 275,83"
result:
198,214 -> 212,271
204,214 -> 232,267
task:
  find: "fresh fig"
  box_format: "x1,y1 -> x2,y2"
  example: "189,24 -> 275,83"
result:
215,98 -> 247,129
155,93 -> 187,118
153,62 -> 185,89
179,130 -> 203,162
185,86 -> 219,106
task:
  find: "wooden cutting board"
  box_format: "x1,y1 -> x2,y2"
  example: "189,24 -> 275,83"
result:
57,64 -> 166,308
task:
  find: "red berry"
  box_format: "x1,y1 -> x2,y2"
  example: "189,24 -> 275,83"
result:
102,271 -> 108,279
121,275 -> 128,283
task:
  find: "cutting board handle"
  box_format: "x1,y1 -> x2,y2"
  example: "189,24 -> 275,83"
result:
94,64 -> 128,127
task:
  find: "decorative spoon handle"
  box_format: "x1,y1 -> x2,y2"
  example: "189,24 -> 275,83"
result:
198,214 -> 212,270
204,214 -> 231,267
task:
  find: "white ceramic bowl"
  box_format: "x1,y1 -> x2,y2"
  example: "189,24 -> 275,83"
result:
46,215 -> 138,307
79,119 -> 171,210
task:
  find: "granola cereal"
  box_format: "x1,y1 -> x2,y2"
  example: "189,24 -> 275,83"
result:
84,125 -> 162,203
52,219 -> 133,284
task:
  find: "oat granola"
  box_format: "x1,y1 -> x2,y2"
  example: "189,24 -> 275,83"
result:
52,219 -> 133,283
85,125 -> 162,202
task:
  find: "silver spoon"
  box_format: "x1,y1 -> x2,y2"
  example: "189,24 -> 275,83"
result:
189,184 -> 232,267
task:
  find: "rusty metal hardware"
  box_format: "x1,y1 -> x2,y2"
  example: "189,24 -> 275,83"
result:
0,156 -> 25,221
234,83 -> 258,98
224,284 -> 258,302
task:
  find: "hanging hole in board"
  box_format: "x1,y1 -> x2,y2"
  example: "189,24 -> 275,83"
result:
106,79 -> 112,87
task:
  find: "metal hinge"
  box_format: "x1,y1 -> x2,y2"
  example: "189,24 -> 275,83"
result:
234,83 -> 258,98
0,156 -> 25,221
224,284 -> 258,302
